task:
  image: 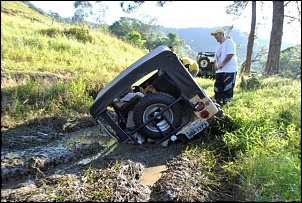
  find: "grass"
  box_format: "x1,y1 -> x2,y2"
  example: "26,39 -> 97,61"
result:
188,76 -> 301,201
1,2 -> 146,126
219,76 -> 301,201
1,1 -> 301,202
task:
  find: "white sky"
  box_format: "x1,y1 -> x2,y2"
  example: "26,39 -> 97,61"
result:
30,1 -> 301,45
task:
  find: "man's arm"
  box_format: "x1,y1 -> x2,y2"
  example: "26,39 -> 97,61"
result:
217,54 -> 234,70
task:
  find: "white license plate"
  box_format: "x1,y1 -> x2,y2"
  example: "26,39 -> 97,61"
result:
185,120 -> 209,139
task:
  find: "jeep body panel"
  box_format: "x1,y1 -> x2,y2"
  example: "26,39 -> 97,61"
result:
90,46 -> 222,145
91,46 -> 206,119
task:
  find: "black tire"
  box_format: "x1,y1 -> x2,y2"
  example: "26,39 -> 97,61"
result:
198,57 -> 211,71
133,92 -> 182,139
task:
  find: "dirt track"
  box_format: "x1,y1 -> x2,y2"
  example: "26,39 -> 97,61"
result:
1,116 -> 237,201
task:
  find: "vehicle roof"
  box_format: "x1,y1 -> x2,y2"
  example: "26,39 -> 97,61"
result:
90,45 -> 204,119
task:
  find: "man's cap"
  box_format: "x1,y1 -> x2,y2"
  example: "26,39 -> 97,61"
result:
211,29 -> 225,36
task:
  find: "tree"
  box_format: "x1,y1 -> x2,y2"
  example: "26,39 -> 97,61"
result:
166,32 -> 185,53
126,31 -> 146,47
22,1 -> 46,15
242,1 -> 256,75
108,17 -> 184,51
109,17 -> 162,40
240,46 -> 268,74
265,1 -> 301,76
284,1 -> 301,24
120,1 -> 170,13
73,1 -> 92,23
264,1 -> 284,76
226,1 -> 254,75
48,11 -> 64,24
91,2 -> 109,24
226,1 -> 300,76
109,17 -> 137,39
279,45 -> 301,78
72,1 -> 108,25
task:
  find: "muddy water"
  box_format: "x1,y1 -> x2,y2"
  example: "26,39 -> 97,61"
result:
141,165 -> 167,186
2,125 -> 185,189
1,126 -> 113,189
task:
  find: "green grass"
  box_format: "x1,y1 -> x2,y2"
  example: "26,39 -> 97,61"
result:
192,76 -> 301,201
1,1 -> 146,125
1,1 -> 301,201
218,76 -> 301,201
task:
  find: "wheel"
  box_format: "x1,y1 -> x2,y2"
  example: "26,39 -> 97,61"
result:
133,92 -> 182,139
198,57 -> 211,70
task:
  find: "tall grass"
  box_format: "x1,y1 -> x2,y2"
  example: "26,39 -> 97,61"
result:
1,2 -> 301,201
219,76 -> 300,201
192,76 -> 301,201
1,1 -> 146,125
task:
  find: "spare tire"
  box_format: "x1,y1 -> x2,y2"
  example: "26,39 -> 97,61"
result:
198,57 -> 211,71
133,92 -> 182,139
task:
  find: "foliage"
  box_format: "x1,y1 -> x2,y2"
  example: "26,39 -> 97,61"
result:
221,76 -> 301,201
48,11 -> 65,23
225,1 -> 301,77
108,17 -> 184,50
1,2 -> 301,202
39,27 -> 93,43
72,1 -> 108,25
109,17 -> 140,39
62,27 -> 93,43
280,45 -> 301,78
1,1 -> 146,125
23,1 -> 301,75
21,1 -> 46,15
226,1 -> 249,15
120,1 -> 170,13
126,31 -> 146,47
239,75 -> 261,91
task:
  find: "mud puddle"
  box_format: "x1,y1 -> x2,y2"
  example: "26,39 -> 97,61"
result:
141,165 -> 167,186
1,124 -> 186,190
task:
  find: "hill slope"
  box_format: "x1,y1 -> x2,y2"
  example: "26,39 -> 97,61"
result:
1,1 -> 146,83
1,1 -> 146,125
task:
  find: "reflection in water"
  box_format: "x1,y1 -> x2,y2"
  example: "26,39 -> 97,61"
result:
76,139 -> 117,165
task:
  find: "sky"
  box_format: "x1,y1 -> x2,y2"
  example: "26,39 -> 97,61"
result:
29,1 -> 301,45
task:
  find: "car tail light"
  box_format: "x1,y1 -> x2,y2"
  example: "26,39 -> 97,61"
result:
195,102 -> 205,112
200,110 -> 209,118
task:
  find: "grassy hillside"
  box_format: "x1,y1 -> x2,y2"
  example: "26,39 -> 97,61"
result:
1,1 -> 301,201
1,1 -> 146,126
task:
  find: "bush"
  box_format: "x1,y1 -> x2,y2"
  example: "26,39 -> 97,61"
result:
63,27 -> 92,43
239,75 -> 261,91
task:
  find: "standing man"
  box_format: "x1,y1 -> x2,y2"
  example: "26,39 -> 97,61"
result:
211,29 -> 238,105
180,57 -> 199,78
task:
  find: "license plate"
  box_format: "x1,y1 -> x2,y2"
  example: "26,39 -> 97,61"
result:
185,119 -> 209,139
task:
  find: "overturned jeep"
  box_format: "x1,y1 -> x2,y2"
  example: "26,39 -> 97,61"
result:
90,46 -> 226,145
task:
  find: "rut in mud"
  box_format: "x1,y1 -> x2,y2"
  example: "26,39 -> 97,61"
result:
1,116 -> 238,202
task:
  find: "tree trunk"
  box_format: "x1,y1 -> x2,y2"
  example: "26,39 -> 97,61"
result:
242,1 -> 256,76
264,1 -> 284,76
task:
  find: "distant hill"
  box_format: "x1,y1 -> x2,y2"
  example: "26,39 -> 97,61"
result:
163,27 -> 250,62
162,27 -> 296,63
